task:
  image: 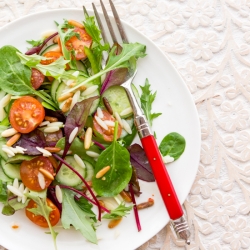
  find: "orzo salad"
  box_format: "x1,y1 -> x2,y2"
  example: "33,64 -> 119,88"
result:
0,12 -> 186,249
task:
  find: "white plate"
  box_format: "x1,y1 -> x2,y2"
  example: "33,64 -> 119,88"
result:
0,9 -> 200,250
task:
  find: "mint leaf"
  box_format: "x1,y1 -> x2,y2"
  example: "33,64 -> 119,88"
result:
61,189 -> 97,244
140,79 -> 162,126
102,203 -> 133,220
27,191 -> 58,250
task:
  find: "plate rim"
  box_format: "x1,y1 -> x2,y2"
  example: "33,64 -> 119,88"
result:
0,7 -> 201,250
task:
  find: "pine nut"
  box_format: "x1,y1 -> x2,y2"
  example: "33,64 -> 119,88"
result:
44,147 -> 61,153
47,122 -> 63,127
53,35 -> 59,43
13,178 -> 19,189
70,90 -> 80,110
74,154 -> 86,169
55,185 -> 63,203
39,121 -> 50,127
86,151 -> 100,158
69,127 -> 78,144
6,133 -> 21,147
120,107 -> 133,117
61,98 -> 72,113
37,172 -> 46,189
7,185 -> 23,197
68,19 -> 84,28
1,128 -> 18,137
103,97 -> 113,115
119,190 -> 132,203
96,166 -> 111,179
122,119 -> 132,134
95,116 -> 108,130
97,107 -> 104,119
136,198 -> 154,210
104,120 -> 115,127
84,127 -> 92,150
36,147 -> 52,157
108,217 -> 122,229
57,92 -> 74,102
45,116 -> 58,122
39,168 -> 54,180
78,85 -> 87,91
43,126 -> 60,133
114,112 -> 123,128
81,85 -> 98,96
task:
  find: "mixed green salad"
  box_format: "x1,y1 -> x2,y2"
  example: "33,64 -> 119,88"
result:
0,13 -> 186,250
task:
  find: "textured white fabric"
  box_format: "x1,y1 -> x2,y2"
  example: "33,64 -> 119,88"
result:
1,0 -> 250,249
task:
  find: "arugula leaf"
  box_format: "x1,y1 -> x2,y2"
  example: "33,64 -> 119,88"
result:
102,203 -> 133,220
61,189 -> 97,244
27,191 -> 58,250
27,39 -> 44,48
140,79 -> 161,126
16,52 -> 69,80
92,122 -> 132,197
0,46 -> 58,109
63,43 -> 146,95
159,132 -> 186,160
75,197 -> 97,222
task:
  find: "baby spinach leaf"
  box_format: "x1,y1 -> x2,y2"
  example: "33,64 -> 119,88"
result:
61,189 -> 97,244
2,204 -> 15,216
93,123 -> 132,197
0,45 -> 58,109
102,203 -> 133,220
128,143 -> 155,182
0,46 -> 33,96
159,132 -> 186,160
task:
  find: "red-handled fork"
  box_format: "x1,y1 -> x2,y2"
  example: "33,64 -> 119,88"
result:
92,0 -> 191,245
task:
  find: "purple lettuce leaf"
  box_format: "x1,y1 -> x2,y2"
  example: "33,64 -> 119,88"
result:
100,43 -> 128,95
62,96 -> 99,159
45,129 -> 63,147
128,143 -> 155,182
15,129 -> 47,155
100,68 -> 128,95
25,32 -> 58,55
45,108 -> 66,123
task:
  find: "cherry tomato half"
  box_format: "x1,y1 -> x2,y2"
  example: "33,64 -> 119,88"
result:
9,96 -> 45,134
20,156 -> 54,191
93,109 -> 122,142
40,51 -> 63,65
31,68 -> 45,90
63,27 -> 92,60
26,198 -> 60,228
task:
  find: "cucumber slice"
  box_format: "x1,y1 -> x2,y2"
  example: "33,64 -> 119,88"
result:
84,160 -> 94,182
40,44 -> 60,55
79,83 -> 100,114
56,156 -> 85,186
76,61 -> 88,75
0,159 -> 13,182
102,86 -> 132,118
51,79 -> 60,103
0,138 -> 8,161
2,161 -> 21,180
55,82 -> 67,104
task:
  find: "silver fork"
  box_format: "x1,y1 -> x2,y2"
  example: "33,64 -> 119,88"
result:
89,0 -> 191,245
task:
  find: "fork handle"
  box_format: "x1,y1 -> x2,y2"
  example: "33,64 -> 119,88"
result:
141,134 -> 183,220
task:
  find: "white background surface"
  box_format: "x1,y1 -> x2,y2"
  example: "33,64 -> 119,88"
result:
2,0 -> 250,250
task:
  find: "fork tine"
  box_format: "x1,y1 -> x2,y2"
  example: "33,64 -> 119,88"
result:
109,0 -> 128,43
92,3 -> 109,44
82,5 -> 89,17
100,0 -> 117,44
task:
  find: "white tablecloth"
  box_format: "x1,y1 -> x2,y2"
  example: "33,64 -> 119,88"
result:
1,0 -> 250,249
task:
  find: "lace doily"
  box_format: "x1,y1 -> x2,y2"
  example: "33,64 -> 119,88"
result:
1,0 -> 250,249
